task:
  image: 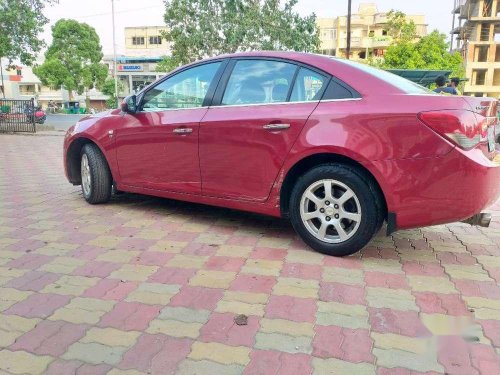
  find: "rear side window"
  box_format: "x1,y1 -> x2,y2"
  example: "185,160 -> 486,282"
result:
222,60 -> 297,105
290,68 -> 327,102
336,59 -> 433,94
322,80 -> 355,100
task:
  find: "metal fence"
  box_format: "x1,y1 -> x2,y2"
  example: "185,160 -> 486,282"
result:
0,98 -> 36,133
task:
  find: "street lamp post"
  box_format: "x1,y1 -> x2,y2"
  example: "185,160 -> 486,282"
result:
111,0 -> 119,107
346,0 -> 352,60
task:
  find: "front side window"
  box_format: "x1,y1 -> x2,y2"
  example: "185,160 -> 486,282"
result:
141,62 -> 221,111
222,60 -> 297,105
290,68 -> 327,102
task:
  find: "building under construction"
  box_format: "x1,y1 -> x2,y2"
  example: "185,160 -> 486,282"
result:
452,0 -> 500,97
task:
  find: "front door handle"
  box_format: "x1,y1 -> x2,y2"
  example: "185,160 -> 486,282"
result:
263,123 -> 290,131
173,127 -> 193,135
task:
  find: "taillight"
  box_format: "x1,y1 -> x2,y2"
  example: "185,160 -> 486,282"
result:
418,110 -> 494,150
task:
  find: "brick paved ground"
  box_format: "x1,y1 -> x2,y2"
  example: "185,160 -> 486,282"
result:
1,133 -> 500,375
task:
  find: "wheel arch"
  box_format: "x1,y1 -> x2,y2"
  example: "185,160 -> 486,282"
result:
279,153 -> 388,220
66,137 -> 112,185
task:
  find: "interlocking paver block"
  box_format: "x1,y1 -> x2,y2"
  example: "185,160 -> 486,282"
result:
189,341 -> 251,365
125,282 -> 180,305
80,327 -> 141,347
373,347 -> 444,373
48,297 -> 115,324
316,301 -> 369,329
366,287 -> 418,311
5,292 -> 70,318
312,357 -> 375,375
0,315 -> 40,348
62,342 -> 128,365
110,264 -> 159,282
158,306 -> 211,323
244,350 -> 312,375
323,266 -> 364,285
0,349 -> 54,375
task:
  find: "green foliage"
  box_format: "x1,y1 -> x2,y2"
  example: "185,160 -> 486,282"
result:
378,11 -> 464,79
156,56 -> 181,73
162,0 -> 320,65
34,19 -> 108,99
100,77 -> 125,108
385,10 -> 417,43
383,31 -> 464,78
0,0 -> 56,65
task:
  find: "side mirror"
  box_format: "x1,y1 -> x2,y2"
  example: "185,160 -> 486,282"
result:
121,95 -> 137,114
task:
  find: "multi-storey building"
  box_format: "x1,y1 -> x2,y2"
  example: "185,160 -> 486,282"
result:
317,3 -> 427,60
452,0 -> 500,97
124,26 -> 172,57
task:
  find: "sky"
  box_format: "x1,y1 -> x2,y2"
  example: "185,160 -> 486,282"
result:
41,0 -> 454,56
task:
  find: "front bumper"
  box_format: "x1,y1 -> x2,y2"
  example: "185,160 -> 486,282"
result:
372,147 -> 500,230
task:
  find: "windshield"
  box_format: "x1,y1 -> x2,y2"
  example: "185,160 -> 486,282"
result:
335,58 -> 435,95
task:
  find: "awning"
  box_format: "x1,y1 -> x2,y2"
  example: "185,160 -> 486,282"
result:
386,69 -> 453,87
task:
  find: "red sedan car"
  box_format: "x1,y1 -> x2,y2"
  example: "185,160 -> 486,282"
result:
64,52 -> 500,256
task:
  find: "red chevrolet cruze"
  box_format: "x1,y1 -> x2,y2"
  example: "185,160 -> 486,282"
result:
64,52 -> 500,256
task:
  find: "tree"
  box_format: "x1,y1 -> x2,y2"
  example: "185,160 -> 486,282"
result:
379,11 -> 464,79
155,56 -> 180,73
100,77 -> 125,109
385,10 -> 417,43
0,0 -> 56,97
34,19 -> 108,108
160,0 -> 320,65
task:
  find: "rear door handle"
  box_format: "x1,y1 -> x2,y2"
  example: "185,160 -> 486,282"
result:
263,123 -> 290,131
173,127 -> 193,134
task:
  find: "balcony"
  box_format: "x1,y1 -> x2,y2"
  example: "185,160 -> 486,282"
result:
374,14 -> 387,24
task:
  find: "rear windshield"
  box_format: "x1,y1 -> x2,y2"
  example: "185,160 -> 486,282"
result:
335,58 -> 434,95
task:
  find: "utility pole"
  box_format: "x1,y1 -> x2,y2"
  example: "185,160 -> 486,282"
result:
0,57 -> 5,98
346,0 -> 352,60
111,0 -> 119,107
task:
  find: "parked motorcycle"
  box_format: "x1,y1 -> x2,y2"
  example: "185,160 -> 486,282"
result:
24,105 -> 47,124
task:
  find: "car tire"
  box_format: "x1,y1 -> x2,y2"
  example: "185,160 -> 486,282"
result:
80,143 -> 112,204
289,164 -> 382,257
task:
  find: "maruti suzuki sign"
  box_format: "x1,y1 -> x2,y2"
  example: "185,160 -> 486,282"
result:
117,64 -> 144,72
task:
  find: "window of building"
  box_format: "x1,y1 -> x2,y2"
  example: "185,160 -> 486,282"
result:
16,69 -> 22,76
132,36 -> 145,45
483,0 -> 493,17
474,45 -> 489,62
497,0 -> 500,16
473,69 -> 487,85
495,24 -> 500,42
494,69 -> 500,85
149,36 -> 162,45
495,45 -> 500,61
368,30 -> 375,37
19,84 -> 35,95
480,24 -> 490,41
382,30 -> 388,36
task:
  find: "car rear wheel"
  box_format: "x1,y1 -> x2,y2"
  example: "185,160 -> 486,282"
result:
80,143 -> 112,204
289,164 -> 382,256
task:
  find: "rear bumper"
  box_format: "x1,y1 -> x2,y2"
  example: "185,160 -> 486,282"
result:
372,147 -> 500,230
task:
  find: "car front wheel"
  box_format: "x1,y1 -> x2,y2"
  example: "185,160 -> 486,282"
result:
80,143 -> 112,204
289,164 -> 382,256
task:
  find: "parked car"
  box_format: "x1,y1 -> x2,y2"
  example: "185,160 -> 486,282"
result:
63,52 -> 500,256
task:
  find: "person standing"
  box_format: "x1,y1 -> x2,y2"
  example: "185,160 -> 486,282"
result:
433,75 -> 457,95
448,77 -> 462,95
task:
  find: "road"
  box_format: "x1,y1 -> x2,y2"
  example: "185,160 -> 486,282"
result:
45,114 -> 86,131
